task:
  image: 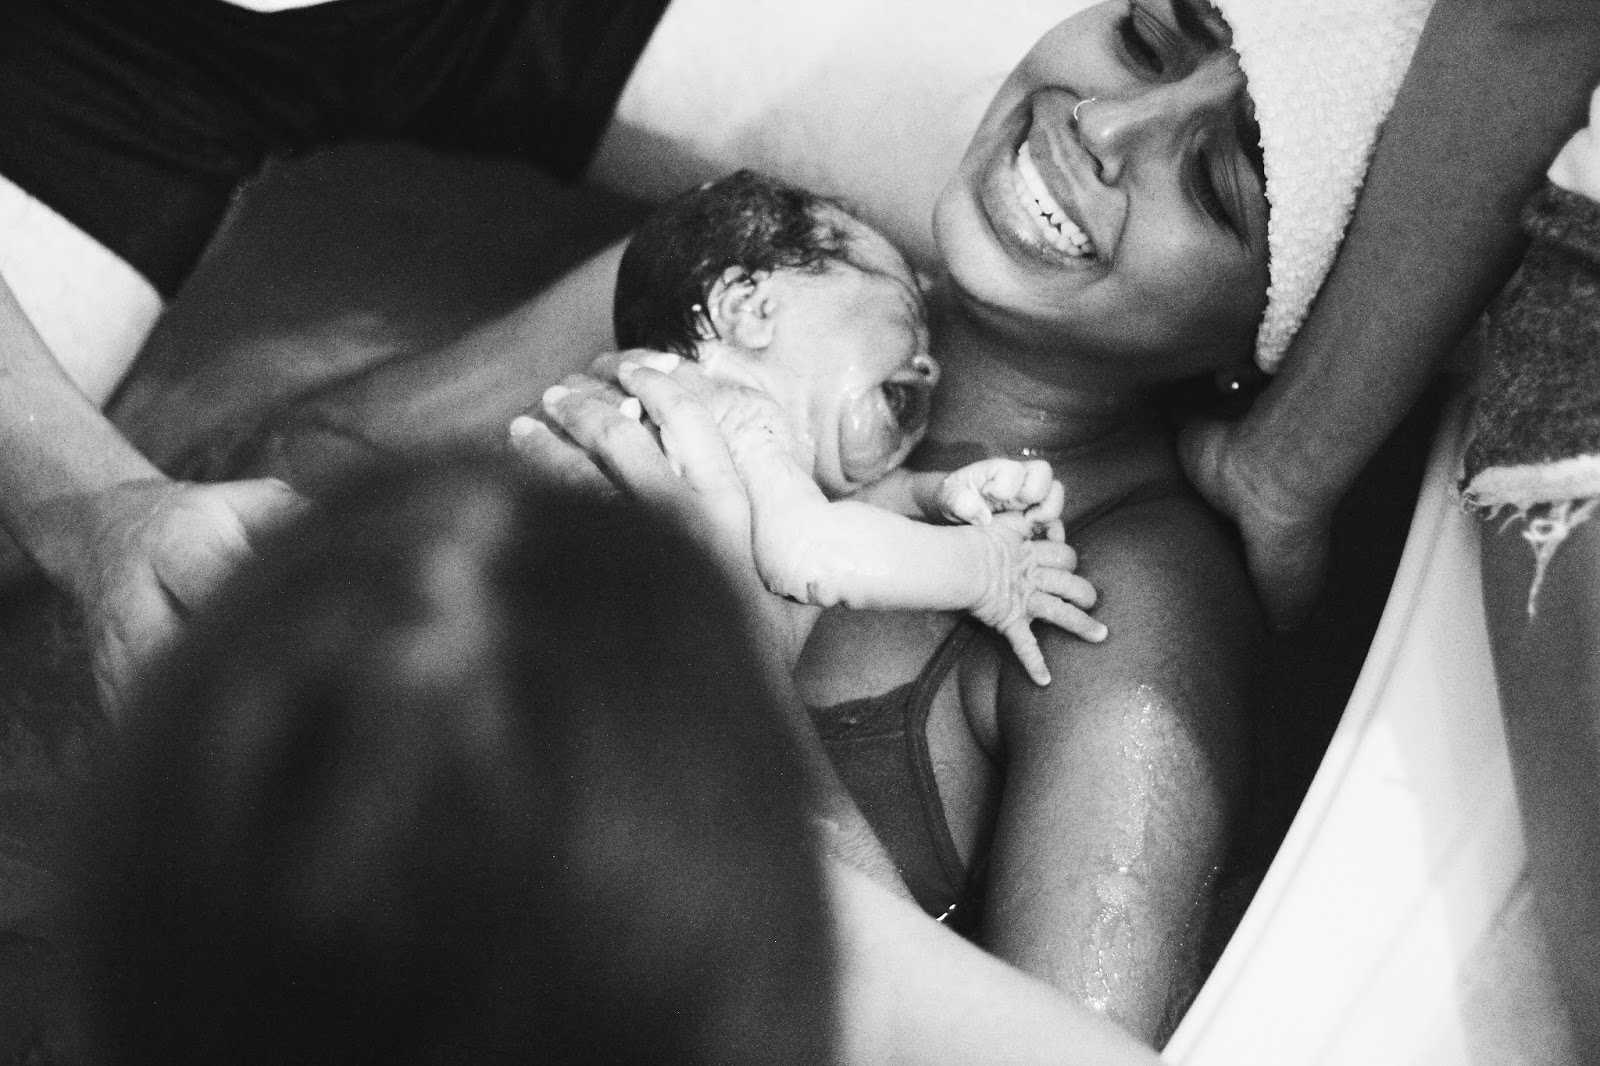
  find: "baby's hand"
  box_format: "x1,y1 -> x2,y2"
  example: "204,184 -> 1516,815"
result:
970,511 -> 1105,686
938,458 -> 1066,542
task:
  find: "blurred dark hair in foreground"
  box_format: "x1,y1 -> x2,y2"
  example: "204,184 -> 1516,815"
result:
75,452 -> 834,1065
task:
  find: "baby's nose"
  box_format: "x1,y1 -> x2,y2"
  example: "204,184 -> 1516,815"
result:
911,353 -> 940,386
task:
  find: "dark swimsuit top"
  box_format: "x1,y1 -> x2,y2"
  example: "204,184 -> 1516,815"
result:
810,474 -> 1193,933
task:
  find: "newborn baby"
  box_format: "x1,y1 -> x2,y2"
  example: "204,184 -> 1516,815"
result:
606,170 -> 1106,683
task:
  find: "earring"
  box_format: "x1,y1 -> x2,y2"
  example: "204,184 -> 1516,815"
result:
1213,365 -> 1264,404
1214,368 -> 1249,397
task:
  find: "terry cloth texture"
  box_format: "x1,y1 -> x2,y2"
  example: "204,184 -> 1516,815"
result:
1548,85 -> 1600,200
1208,0 -> 1433,373
1462,182 -> 1600,612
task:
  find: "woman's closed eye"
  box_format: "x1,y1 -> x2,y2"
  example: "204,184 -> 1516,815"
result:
1115,1 -> 1173,78
1192,144 -> 1258,246
1116,0 -> 1229,80
1191,149 -> 1234,235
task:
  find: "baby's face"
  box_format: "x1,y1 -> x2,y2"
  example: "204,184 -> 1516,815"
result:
762,211 -> 937,496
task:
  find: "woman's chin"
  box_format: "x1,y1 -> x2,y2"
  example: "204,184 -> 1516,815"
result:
975,141 -> 1102,276
934,175 -> 1092,329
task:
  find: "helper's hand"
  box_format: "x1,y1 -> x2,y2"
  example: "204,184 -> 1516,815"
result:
969,513 -> 1104,687
1178,415 -> 1331,631
510,357 -> 822,668
529,359 -> 753,564
936,457 -> 1066,540
35,476 -> 307,718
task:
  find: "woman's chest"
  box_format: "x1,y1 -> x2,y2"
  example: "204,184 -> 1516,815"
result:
795,608 -> 1005,874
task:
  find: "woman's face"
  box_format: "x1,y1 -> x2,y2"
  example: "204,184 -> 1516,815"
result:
934,0 -> 1269,380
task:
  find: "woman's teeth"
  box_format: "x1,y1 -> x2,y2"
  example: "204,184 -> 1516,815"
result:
1015,142 -> 1095,258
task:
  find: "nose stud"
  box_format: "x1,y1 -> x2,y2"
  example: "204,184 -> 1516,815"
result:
1072,96 -> 1098,125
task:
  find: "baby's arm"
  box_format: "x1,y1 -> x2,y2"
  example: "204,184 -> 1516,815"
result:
691,387 -> 1104,685
863,459 -> 1065,530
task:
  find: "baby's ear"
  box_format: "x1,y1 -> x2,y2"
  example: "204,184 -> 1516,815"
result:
705,266 -> 777,351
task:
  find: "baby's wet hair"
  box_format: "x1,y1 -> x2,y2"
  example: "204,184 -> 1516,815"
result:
613,169 -> 858,357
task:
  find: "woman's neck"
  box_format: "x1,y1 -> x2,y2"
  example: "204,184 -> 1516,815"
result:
922,293 -> 1158,466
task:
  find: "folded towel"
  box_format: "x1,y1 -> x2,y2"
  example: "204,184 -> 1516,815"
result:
1547,84 -> 1600,200
1462,180 -> 1600,612
1209,0 -> 1433,372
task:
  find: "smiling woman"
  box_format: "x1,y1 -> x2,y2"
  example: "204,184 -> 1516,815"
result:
932,0 -> 1269,370
0,0 -> 1454,1058
496,0 -> 1436,1048
115,0 -> 1432,1049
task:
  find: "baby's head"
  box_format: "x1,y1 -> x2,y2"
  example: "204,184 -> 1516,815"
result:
615,170 -> 937,495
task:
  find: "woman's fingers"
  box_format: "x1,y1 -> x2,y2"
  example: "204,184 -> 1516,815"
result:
507,413 -> 618,495
588,348 -> 683,382
617,362 -> 746,510
536,380 -> 679,498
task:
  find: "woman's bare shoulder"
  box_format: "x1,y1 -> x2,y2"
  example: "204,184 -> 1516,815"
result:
995,483 -> 1264,741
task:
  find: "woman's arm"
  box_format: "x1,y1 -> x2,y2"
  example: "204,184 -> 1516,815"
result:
827,862 -> 1165,1065
983,493 -> 1260,1045
1181,0 -> 1600,628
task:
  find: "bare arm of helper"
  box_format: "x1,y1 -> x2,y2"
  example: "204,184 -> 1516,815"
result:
1180,0 -> 1600,629
0,268 -> 304,714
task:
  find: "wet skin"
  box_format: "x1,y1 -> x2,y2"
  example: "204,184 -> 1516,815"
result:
712,207 -> 938,497
797,0 -> 1270,1043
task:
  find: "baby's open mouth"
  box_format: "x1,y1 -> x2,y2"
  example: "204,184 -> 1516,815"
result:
1014,139 -> 1096,259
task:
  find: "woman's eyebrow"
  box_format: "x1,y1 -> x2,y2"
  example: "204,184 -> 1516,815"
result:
1171,0 -> 1227,47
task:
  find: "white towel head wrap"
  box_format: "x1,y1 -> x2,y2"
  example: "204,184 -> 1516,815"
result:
1207,0 -> 1433,372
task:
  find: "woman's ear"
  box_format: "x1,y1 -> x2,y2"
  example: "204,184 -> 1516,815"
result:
705,266 -> 778,351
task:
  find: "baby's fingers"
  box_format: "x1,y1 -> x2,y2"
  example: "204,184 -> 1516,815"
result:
1023,478 -> 1066,528
1010,459 -> 1056,507
943,483 -> 996,526
1030,592 -> 1108,644
976,460 -> 1028,506
1032,556 -> 1096,611
1000,622 -> 1053,687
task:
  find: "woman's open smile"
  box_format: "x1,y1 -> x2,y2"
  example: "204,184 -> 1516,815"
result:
982,89 -> 1115,269
935,0 -> 1269,371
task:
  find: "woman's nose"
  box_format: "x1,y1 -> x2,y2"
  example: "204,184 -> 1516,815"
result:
910,352 -> 940,387
1074,57 -> 1246,183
